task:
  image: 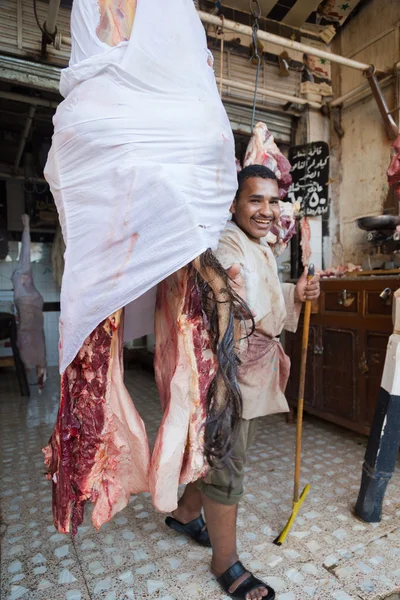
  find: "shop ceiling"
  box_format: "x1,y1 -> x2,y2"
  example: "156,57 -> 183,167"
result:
39,0 -> 368,42
0,0 -> 398,179
202,0 -> 367,42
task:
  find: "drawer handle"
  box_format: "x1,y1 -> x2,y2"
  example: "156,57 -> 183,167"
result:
337,290 -> 355,307
379,287 -> 392,305
313,345 -> 323,355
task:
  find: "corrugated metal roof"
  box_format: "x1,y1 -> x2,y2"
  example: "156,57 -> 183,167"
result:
212,45 -> 301,111
0,0 -> 297,145
224,102 -> 293,142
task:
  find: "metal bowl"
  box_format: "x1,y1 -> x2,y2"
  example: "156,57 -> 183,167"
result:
357,215 -> 400,231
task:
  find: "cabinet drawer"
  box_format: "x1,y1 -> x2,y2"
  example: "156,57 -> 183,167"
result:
323,290 -> 359,314
364,290 -> 393,317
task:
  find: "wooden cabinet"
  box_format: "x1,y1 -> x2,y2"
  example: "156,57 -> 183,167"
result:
285,277 -> 398,435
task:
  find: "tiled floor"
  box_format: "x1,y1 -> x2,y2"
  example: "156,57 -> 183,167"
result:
1,366 -> 400,600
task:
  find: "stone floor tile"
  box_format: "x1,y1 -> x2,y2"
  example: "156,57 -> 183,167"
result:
1,366 -> 400,600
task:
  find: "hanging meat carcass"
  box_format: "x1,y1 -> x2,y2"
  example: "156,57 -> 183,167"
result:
12,214 -> 47,391
43,0 -> 249,534
43,310 -> 150,535
243,122 -> 293,198
243,122 -> 298,256
300,217 -> 312,267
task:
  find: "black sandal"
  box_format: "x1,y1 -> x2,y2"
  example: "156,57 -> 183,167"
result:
165,515 -> 211,547
217,561 -> 275,599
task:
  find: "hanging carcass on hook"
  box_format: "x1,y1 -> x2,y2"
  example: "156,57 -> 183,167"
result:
43,0 -> 252,534
241,121 -> 298,256
12,214 -> 47,391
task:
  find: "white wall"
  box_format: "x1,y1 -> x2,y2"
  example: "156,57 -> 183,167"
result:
330,0 -> 400,265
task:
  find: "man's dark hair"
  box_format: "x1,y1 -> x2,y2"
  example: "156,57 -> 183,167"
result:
236,164 -> 277,198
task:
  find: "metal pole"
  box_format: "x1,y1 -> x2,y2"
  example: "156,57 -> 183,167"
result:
59,13 -> 371,71
330,75 -> 393,108
198,11 -> 371,72
217,77 -> 322,109
13,106 -> 36,174
45,0 -> 62,36
365,67 -> 399,139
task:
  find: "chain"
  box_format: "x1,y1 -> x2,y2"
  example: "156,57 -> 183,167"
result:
249,0 -> 262,130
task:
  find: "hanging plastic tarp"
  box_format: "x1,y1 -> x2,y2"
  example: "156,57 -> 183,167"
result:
44,0 -> 237,373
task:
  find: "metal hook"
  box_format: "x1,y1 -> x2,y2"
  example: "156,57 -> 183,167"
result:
249,0 -> 261,19
251,21 -> 260,57
216,13 -> 224,37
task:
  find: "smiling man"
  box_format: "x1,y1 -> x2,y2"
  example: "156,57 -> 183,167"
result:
214,164 -> 320,444
167,164 -> 320,600
206,165 -> 320,598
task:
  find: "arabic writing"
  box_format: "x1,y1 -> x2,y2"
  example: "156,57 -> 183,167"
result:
288,142 -> 329,217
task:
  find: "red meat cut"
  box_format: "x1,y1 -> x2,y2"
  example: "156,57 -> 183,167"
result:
43,310 -> 150,535
150,265 -> 217,512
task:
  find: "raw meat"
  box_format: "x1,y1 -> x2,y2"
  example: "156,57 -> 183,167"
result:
96,0 -> 137,46
387,134 -> 400,201
300,216 -> 312,266
43,310 -> 150,535
43,0 -> 245,534
267,200 -> 300,256
318,263 -> 361,278
151,251 -> 252,512
150,266 -> 216,512
243,122 -> 292,199
11,214 -> 47,390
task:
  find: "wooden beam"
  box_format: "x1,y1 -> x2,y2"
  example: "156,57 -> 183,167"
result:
259,0 -> 280,16
220,0 -> 279,17
284,0 -> 320,28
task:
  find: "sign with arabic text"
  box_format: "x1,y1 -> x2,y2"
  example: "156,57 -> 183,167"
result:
288,142 -> 329,217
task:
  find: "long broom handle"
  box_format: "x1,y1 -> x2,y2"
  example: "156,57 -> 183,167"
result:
293,264 -> 314,502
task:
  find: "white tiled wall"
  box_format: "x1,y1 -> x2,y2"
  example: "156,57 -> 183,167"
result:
0,241 -> 60,366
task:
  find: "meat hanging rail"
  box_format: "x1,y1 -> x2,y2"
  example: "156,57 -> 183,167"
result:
198,11 -> 371,72
60,11 -> 371,72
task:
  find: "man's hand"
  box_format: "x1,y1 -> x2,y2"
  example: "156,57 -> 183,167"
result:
294,267 -> 320,303
227,263 -> 245,301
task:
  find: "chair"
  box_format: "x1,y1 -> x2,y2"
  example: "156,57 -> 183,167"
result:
0,312 -> 30,397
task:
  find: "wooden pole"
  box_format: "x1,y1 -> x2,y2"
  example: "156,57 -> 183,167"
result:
293,266 -> 313,501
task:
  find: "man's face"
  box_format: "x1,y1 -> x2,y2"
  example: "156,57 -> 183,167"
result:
387,135 -> 400,201
319,0 -> 335,15
307,56 -> 317,71
231,177 -> 281,243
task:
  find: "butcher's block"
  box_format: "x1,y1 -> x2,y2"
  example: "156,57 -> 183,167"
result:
285,276 -> 400,436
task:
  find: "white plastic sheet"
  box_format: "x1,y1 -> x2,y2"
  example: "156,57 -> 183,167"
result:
45,0 -> 237,373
